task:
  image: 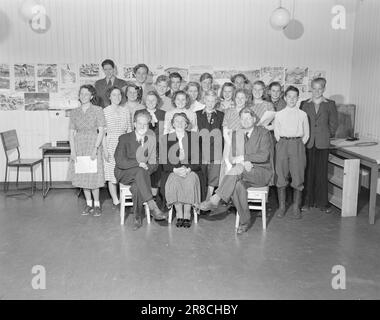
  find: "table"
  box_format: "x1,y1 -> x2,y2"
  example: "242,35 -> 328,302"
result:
330,138 -> 380,224
40,142 -> 71,198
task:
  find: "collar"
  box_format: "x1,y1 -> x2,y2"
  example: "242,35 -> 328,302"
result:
307,96 -> 328,103
245,127 -> 254,138
147,108 -> 157,114
105,76 -> 115,84
202,108 -> 217,115
135,131 -> 145,142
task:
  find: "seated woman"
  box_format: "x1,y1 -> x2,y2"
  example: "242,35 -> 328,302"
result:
163,90 -> 198,134
160,113 -> 205,228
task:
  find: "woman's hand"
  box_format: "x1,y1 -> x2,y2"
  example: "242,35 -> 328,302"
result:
90,147 -> 97,161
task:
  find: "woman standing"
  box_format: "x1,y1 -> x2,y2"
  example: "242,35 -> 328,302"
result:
124,83 -> 145,132
69,85 -> 106,216
102,86 -> 129,209
186,81 -> 205,113
216,82 -> 235,112
251,80 -> 275,129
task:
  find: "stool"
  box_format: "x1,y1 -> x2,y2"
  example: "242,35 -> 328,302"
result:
235,186 -> 269,230
120,183 -> 150,225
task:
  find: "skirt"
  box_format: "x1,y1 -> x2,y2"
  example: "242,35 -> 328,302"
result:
165,171 -> 201,206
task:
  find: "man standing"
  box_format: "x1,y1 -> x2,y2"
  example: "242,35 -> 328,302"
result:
198,107 -> 273,234
300,78 -> 338,213
95,59 -> 127,108
114,109 -> 167,230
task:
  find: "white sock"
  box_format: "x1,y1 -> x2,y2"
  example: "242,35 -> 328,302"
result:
94,201 -> 100,207
113,199 -> 120,205
86,200 -> 92,207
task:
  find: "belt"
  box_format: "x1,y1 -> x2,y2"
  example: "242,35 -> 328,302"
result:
280,137 -> 302,140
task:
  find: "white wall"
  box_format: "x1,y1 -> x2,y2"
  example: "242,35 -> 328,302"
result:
0,0 -> 359,182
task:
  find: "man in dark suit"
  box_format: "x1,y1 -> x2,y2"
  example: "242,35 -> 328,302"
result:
300,77 -> 338,213
196,90 -> 224,200
95,59 -> 127,108
198,107 -> 273,234
114,109 -> 167,230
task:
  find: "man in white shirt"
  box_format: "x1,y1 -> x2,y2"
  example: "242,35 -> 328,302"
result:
273,86 -> 309,219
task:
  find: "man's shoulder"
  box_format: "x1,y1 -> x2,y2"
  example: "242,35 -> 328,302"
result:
95,78 -> 105,86
119,131 -> 134,141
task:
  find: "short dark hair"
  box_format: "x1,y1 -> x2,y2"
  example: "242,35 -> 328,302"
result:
200,72 -> 213,83
171,90 -> 191,109
133,63 -> 149,75
79,84 -> 98,105
168,72 -> 182,82
145,90 -> 163,109
285,85 -> 299,97
231,73 -> 247,84
134,109 -> 152,123
101,59 -> 115,69
106,86 -> 123,102
268,81 -> 282,90
239,106 -> 256,119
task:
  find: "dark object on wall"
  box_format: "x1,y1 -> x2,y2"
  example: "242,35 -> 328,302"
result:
335,104 -> 356,138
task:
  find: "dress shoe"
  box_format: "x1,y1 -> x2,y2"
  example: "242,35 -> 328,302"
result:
183,219 -> 191,228
82,205 -> 93,215
176,218 -> 184,228
236,222 -> 249,234
320,207 -> 332,214
208,203 -> 230,216
112,203 -> 120,211
301,205 -> 310,212
93,206 -> 102,217
198,200 -> 220,212
133,217 -> 143,230
147,200 -> 167,220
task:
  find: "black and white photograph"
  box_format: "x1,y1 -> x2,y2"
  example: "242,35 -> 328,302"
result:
0,0 -> 380,309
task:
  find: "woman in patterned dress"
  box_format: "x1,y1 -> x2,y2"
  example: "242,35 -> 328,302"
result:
219,88 -> 250,184
69,85 -> 106,216
102,86 -> 129,209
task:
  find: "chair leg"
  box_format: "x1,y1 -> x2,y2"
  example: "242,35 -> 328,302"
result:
30,167 -> 34,195
193,207 -> 198,224
168,207 -> 173,224
120,191 -> 125,225
4,165 -> 8,192
235,212 -> 240,229
41,161 -> 45,196
262,198 -> 267,230
16,167 -> 19,190
145,203 -> 151,224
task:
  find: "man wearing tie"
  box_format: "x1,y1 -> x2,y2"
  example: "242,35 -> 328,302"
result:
95,59 -> 127,108
114,109 -> 167,230
300,78 -> 338,213
198,107 -> 273,234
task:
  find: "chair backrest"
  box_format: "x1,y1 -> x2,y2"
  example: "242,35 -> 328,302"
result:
1,130 -> 20,162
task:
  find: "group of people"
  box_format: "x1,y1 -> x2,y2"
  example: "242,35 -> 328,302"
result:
68,59 -> 339,234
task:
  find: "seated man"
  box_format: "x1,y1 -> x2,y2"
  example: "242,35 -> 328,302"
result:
114,109 -> 167,230
198,107 -> 273,234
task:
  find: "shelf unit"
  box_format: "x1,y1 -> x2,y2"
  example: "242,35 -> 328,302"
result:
328,154 -> 360,217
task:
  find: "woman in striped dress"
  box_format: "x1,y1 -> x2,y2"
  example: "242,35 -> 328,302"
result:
103,86 -> 130,209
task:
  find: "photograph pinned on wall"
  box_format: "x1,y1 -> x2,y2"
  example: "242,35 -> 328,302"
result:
165,67 -> 189,82
121,65 -> 135,81
0,93 -> 25,111
308,70 -> 326,91
213,70 -> 238,87
285,84 -> 310,102
79,79 -> 97,87
60,63 -> 77,87
14,64 -> 36,92
260,67 -> 285,85
37,64 -> 58,78
79,63 -> 100,78
0,64 -> 10,77
38,78 -> 59,93
24,92 -> 50,111
0,77 -> 10,90
188,65 -> 213,83
285,67 -> 309,85
150,65 -> 166,84
50,87 -> 80,110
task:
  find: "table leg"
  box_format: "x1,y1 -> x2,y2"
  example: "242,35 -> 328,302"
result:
369,164 -> 379,224
49,157 -> 52,187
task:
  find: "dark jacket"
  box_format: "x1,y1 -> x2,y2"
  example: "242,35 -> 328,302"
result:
149,108 -> 166,138
95,77 -> 128,108
196,109 -> 224,163
159,131 -> 206,202
300,98 -> 339,149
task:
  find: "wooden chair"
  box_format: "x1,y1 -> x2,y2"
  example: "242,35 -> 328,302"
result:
1,129 -> 44,196
235,186 -> 269,231
119,183 -> 150,225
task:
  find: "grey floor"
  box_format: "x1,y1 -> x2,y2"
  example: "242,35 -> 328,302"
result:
0,186 -> 380,300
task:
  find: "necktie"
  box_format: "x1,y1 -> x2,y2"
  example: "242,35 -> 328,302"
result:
244,132 -> 250,144
107,79 -> 111,86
